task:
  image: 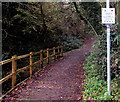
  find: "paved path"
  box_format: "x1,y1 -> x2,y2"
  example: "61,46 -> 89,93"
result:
4,35 -> 95,101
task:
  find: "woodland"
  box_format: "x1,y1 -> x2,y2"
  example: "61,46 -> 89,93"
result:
1,1 -> 120,100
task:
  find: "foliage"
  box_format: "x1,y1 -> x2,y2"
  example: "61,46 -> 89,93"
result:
61,35 -> 82,51
83,40 -> 120,100
72,2 -> 103,36
80,2 -> 103,34
2,2 -> 84,59
82,2 -> 119,100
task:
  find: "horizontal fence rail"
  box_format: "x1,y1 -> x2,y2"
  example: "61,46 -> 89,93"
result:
0,46 -> 63,96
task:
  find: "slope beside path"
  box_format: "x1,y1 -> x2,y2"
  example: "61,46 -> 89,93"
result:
3,35 -> 95,101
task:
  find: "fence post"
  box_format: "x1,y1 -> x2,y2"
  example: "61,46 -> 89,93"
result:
58,46 -> 60,58
61,46 -> 63,57
30,52 -> 33,78
46,48 -> 49,64
53,47 -> 56,60
12,55 -> 17,89
40,50 -> 43,68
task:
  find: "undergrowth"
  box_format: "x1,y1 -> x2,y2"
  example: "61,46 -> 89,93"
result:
83,40 -> 120,101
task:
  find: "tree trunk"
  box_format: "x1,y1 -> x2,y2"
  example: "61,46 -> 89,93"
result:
40,3 -> 48,43
73,2 -> 87,24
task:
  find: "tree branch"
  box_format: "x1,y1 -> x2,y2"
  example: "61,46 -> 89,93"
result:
73,2 -> 98,36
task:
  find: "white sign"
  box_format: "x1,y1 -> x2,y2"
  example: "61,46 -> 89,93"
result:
102,8 -> 115,24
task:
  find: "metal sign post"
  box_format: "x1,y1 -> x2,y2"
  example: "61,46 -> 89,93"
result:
102,0 -> 115,95
106,0 -> 111,96
107,24 -> 111,95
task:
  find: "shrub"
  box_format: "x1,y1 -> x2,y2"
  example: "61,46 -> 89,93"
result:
61,35 -> 83,51
83,40 -> 120,100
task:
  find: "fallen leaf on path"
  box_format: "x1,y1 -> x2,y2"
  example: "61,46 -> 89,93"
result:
60,57 -> 64,60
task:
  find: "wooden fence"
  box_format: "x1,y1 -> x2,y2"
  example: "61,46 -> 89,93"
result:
0,46 -> 63,92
